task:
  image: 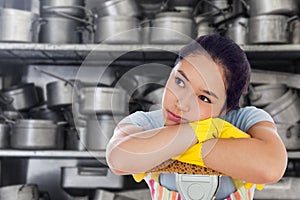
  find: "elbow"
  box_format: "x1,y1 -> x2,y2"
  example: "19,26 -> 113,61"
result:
106,143 -> 127,175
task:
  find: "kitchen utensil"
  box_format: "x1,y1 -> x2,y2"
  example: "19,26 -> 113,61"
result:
41,0 -> 85,17
0,184 -> 39,200
0,83 -> 40,111
248,84 -> 287,107
29,104 -> 65,122
65,126 -> 87,151
291,20 -> 300,44
264,89 -> 300,124
0,8 -> 40,42
94,15 -> 141,44
276,123 -> 300,150
150,12 -> 195,44
225,16 -> 248,45
249,0 -> 298,17
0,122 -> 9,149
11,119 -> 65,150
195,16 -> 214,38
95,0 -> 141,17
248,15 -> 297,44
46,80 -> 74,108
61,167 -> 131,189
86,114 -> 124,150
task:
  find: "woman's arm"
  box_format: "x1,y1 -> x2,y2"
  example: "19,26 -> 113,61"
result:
106,123 -> 197,175
202,121 -> 287,184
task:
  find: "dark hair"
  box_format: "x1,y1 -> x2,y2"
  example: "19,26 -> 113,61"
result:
175,34 -> 251,111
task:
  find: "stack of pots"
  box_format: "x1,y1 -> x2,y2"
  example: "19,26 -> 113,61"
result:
39,0 -> 93,44
249,83 -> 300,150
92,0 -> 141,44
248,0 -> 299,44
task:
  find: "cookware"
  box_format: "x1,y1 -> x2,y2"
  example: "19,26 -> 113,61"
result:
65,126 -> 87,151
291,20 -> 300,44
195,16 -> 214,38
150,13 -> 195,44
264,89 -> 300,124
0,184 -> 39,200
0,8 -> 40,42
276,123 -> 300,150
79,86 -> 127,115
11,119 -> 65,150
248,15 -> 296,44
0,83 -> 40,111
249,0 -> 298,17
61,167 -> 129,189
143,86 -> 164,105
95,0 -> 141,17
248,84 -> 287,107
94,16 -> 141,44
86,114 -> 124,150
46,81 -> 74,108
0,122 -> 9,149
41,0 -> 85,17
225,17 -> 248,45
29,104 -> 65,122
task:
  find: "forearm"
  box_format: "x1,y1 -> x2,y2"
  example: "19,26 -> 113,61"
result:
202,123 -> 287,183
106,123 -> 197,174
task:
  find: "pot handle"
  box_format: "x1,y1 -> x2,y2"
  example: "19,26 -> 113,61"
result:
285,15 -> 298,32
248,85 -> 262,101
286,124 -> 294,139
42,5 -> 94,25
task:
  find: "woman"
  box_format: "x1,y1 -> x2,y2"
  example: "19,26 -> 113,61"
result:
106,34 -> 287,199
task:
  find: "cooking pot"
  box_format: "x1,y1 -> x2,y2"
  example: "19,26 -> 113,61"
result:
0,184 -> 39,200
150,13 -> 195,44
0,83 -> 40,111
41,0 -> 85,17
29,104 -> 65,122
95,16 -> 141,44
46,81 -> 74,108
225,17 -> 248,45
264,89 -> 300,124
86,114 -> 124,150
11,119 -> 65,150
195,16 -> 214,38
248,84 -> 287,107
96,0 -> 141,17
79,86 -> 127,115
0,122 -> 10,149
249,0 -> 298,17
65,126 -> 87,151
0,8 -> 40,42
276,123 -> 300,150
291,20 -> 300,44
248,15 -> 296,44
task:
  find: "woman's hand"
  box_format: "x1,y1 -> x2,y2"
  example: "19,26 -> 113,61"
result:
202,121 -> 287,184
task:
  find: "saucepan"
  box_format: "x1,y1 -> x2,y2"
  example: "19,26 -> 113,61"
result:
11,119 -> 65,150
276,123 -> 300,150
0,122 -> 10,149
0,83 -> 40,111
0,184 -> 39,200
95,0 -> 141,17
40,0 -> 85,17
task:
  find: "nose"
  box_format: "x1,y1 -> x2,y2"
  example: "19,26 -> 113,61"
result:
175,94 -> 191,112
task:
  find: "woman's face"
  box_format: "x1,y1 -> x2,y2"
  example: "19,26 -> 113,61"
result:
162,54 -> 227,126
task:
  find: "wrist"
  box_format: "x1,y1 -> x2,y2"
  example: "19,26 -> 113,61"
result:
202,138 -> 219,159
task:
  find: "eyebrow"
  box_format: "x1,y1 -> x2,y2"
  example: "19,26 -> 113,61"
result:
177,70 -> 219,100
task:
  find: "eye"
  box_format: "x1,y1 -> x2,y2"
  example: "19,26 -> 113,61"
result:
175,77 -> 185,87
199,95 -> 212,103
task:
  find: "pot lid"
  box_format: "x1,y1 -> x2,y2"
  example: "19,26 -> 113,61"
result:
14,119 -> 57,128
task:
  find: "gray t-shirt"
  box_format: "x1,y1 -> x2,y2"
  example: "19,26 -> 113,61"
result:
119,106 -> 274,199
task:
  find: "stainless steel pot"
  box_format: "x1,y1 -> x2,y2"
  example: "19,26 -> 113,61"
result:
29,104 -> 65,122
96,0 -> 141,17
46,81 -> 74,108
226,17 -> 248,45
79,86 -> 127,115
248,15 -> 295,44
276,123 -> 300,150
248,84 -> 287,107
249,0 -> 298,17
95,16 -> 141,44
86,114 -> 123,150
150,14 -> 195,44
65,126 -> 87,151
0,8 -> 40,42
39,16 -> 84,44
11,119 -> 64,150
0,184 -> 39,200
0,123 -> 9,149
0,83 -> 40,111
291,20 -> 300,44
195,16 -> 214,38
264,89 -> 300,124
41,0 -> 85,17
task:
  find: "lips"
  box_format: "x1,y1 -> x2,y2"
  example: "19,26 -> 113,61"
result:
167,110 -> 182,123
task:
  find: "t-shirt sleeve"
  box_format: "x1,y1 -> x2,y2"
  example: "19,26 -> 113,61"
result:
118,110 -> 164,130
222,106 -> 274,132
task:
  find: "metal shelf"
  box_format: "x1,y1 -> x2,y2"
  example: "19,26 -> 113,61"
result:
0,149 -> 105,159
1,43 -> 300,65
288,151 -> 300,159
